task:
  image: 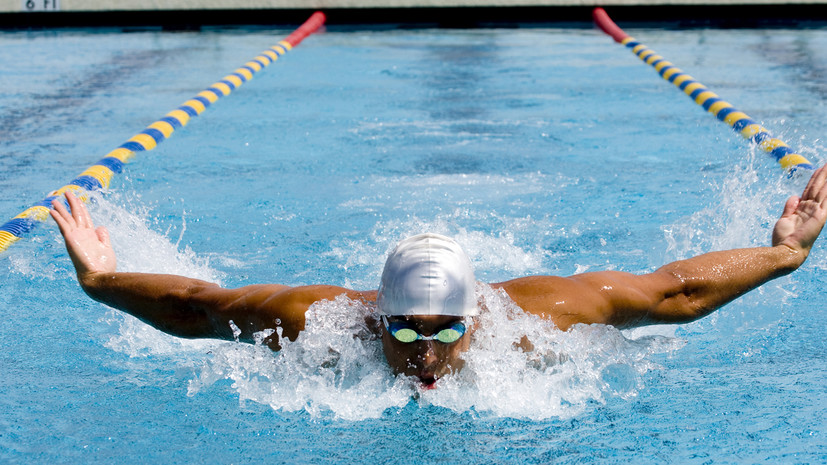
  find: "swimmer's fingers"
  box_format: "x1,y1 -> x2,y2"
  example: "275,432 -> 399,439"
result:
95,226 -> 112,249
780,195 -> 800,220
797,165 -> 827,219
814,165 -> 827,207
50,191 -> 117,274
772,195 -> 801,247
802,164 -> 827,202
50,191 -> 102,242
50,196 -> 77,234
64,191 -> 94,229
774,165 -> 827,250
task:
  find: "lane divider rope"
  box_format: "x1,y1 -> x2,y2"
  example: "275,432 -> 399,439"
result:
0,11 -> 326,253
593,7 -> 815,173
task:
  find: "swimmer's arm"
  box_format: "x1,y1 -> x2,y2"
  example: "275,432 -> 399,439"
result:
579,245 -> 805,328
50,191 -> 371,350
604,162 -> 827,327
77,273 -> 366,350
76,272 -> 290,341
503,164 -> 827,329
497,245 -> 805,329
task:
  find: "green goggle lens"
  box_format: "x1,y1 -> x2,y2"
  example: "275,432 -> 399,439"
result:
433,327 -> 462,343
392,327 -> 420,343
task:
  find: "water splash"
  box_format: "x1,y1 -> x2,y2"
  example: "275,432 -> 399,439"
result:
187,294 -> 412,421
420,284 -> 682,420
185,285 -> 682,421
663,152 -> 808,260
88,198 -> 683,420
78,192 -> 229,357
660,151 -> 818,331
90,192 -> 221,282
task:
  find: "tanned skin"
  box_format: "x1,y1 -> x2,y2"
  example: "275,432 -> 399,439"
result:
51,165 -> 827,385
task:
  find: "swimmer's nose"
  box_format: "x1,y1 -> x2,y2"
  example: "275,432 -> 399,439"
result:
419,341 -> 437,368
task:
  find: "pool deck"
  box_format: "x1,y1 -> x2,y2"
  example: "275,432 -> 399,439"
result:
4,0 -> 826,9
3,0 -> 827,27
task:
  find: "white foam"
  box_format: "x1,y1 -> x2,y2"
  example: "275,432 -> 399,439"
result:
8,246 -> 62,280
90,192 -> 221,281
663,149 -> 811,260
188,294 -> 411,421
661,153 -> 819,330
185,285 -> 682,420
421,284 -> 683,419
76,192 -> 227,357
102,309 -> 219,359
81,194 -> 683,420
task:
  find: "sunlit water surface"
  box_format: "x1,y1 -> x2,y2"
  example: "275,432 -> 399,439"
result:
2,23 -> 826,463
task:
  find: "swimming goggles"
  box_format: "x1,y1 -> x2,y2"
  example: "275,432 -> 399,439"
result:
380,315 -> 467,344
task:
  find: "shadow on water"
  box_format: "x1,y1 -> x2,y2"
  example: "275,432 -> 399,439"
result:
413,34 -> 505,175
419,39 -> 497,122
754,33 -> 827,101
0,47 -> 184,146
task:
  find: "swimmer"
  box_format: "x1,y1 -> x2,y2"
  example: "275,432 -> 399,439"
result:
51,165 -> 827,388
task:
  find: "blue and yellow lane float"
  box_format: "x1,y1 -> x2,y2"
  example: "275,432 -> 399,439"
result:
593,7 -> 815,173
0,12 -> 326,253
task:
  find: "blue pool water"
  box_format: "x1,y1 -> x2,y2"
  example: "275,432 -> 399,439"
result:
2,22 -> 827,463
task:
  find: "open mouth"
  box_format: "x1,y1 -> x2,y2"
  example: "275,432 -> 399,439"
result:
419,374 -> 437,389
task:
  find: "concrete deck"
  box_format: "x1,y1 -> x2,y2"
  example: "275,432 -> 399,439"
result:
3,0 -> 827,27
5,0 -> 827,11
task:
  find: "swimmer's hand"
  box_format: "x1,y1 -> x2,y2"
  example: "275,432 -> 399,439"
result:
772,164 -> 827,258
50,191 -> 117,278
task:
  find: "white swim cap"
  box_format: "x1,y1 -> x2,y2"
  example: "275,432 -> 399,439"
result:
377,233 -> 478,317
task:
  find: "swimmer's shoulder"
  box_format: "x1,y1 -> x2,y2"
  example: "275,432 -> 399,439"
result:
209,284 -> 377,342
489,275 -> 609,329
209,283 -> 375,321
267,284 -> 377,308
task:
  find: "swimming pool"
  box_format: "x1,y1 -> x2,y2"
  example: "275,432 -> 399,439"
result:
2,20 -> 826,463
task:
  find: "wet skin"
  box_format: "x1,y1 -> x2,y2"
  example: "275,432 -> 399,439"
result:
379,314 -> 474,387
50,165 -> 827,392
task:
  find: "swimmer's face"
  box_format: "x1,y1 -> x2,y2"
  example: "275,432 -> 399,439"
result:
380,314 -> 474,388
